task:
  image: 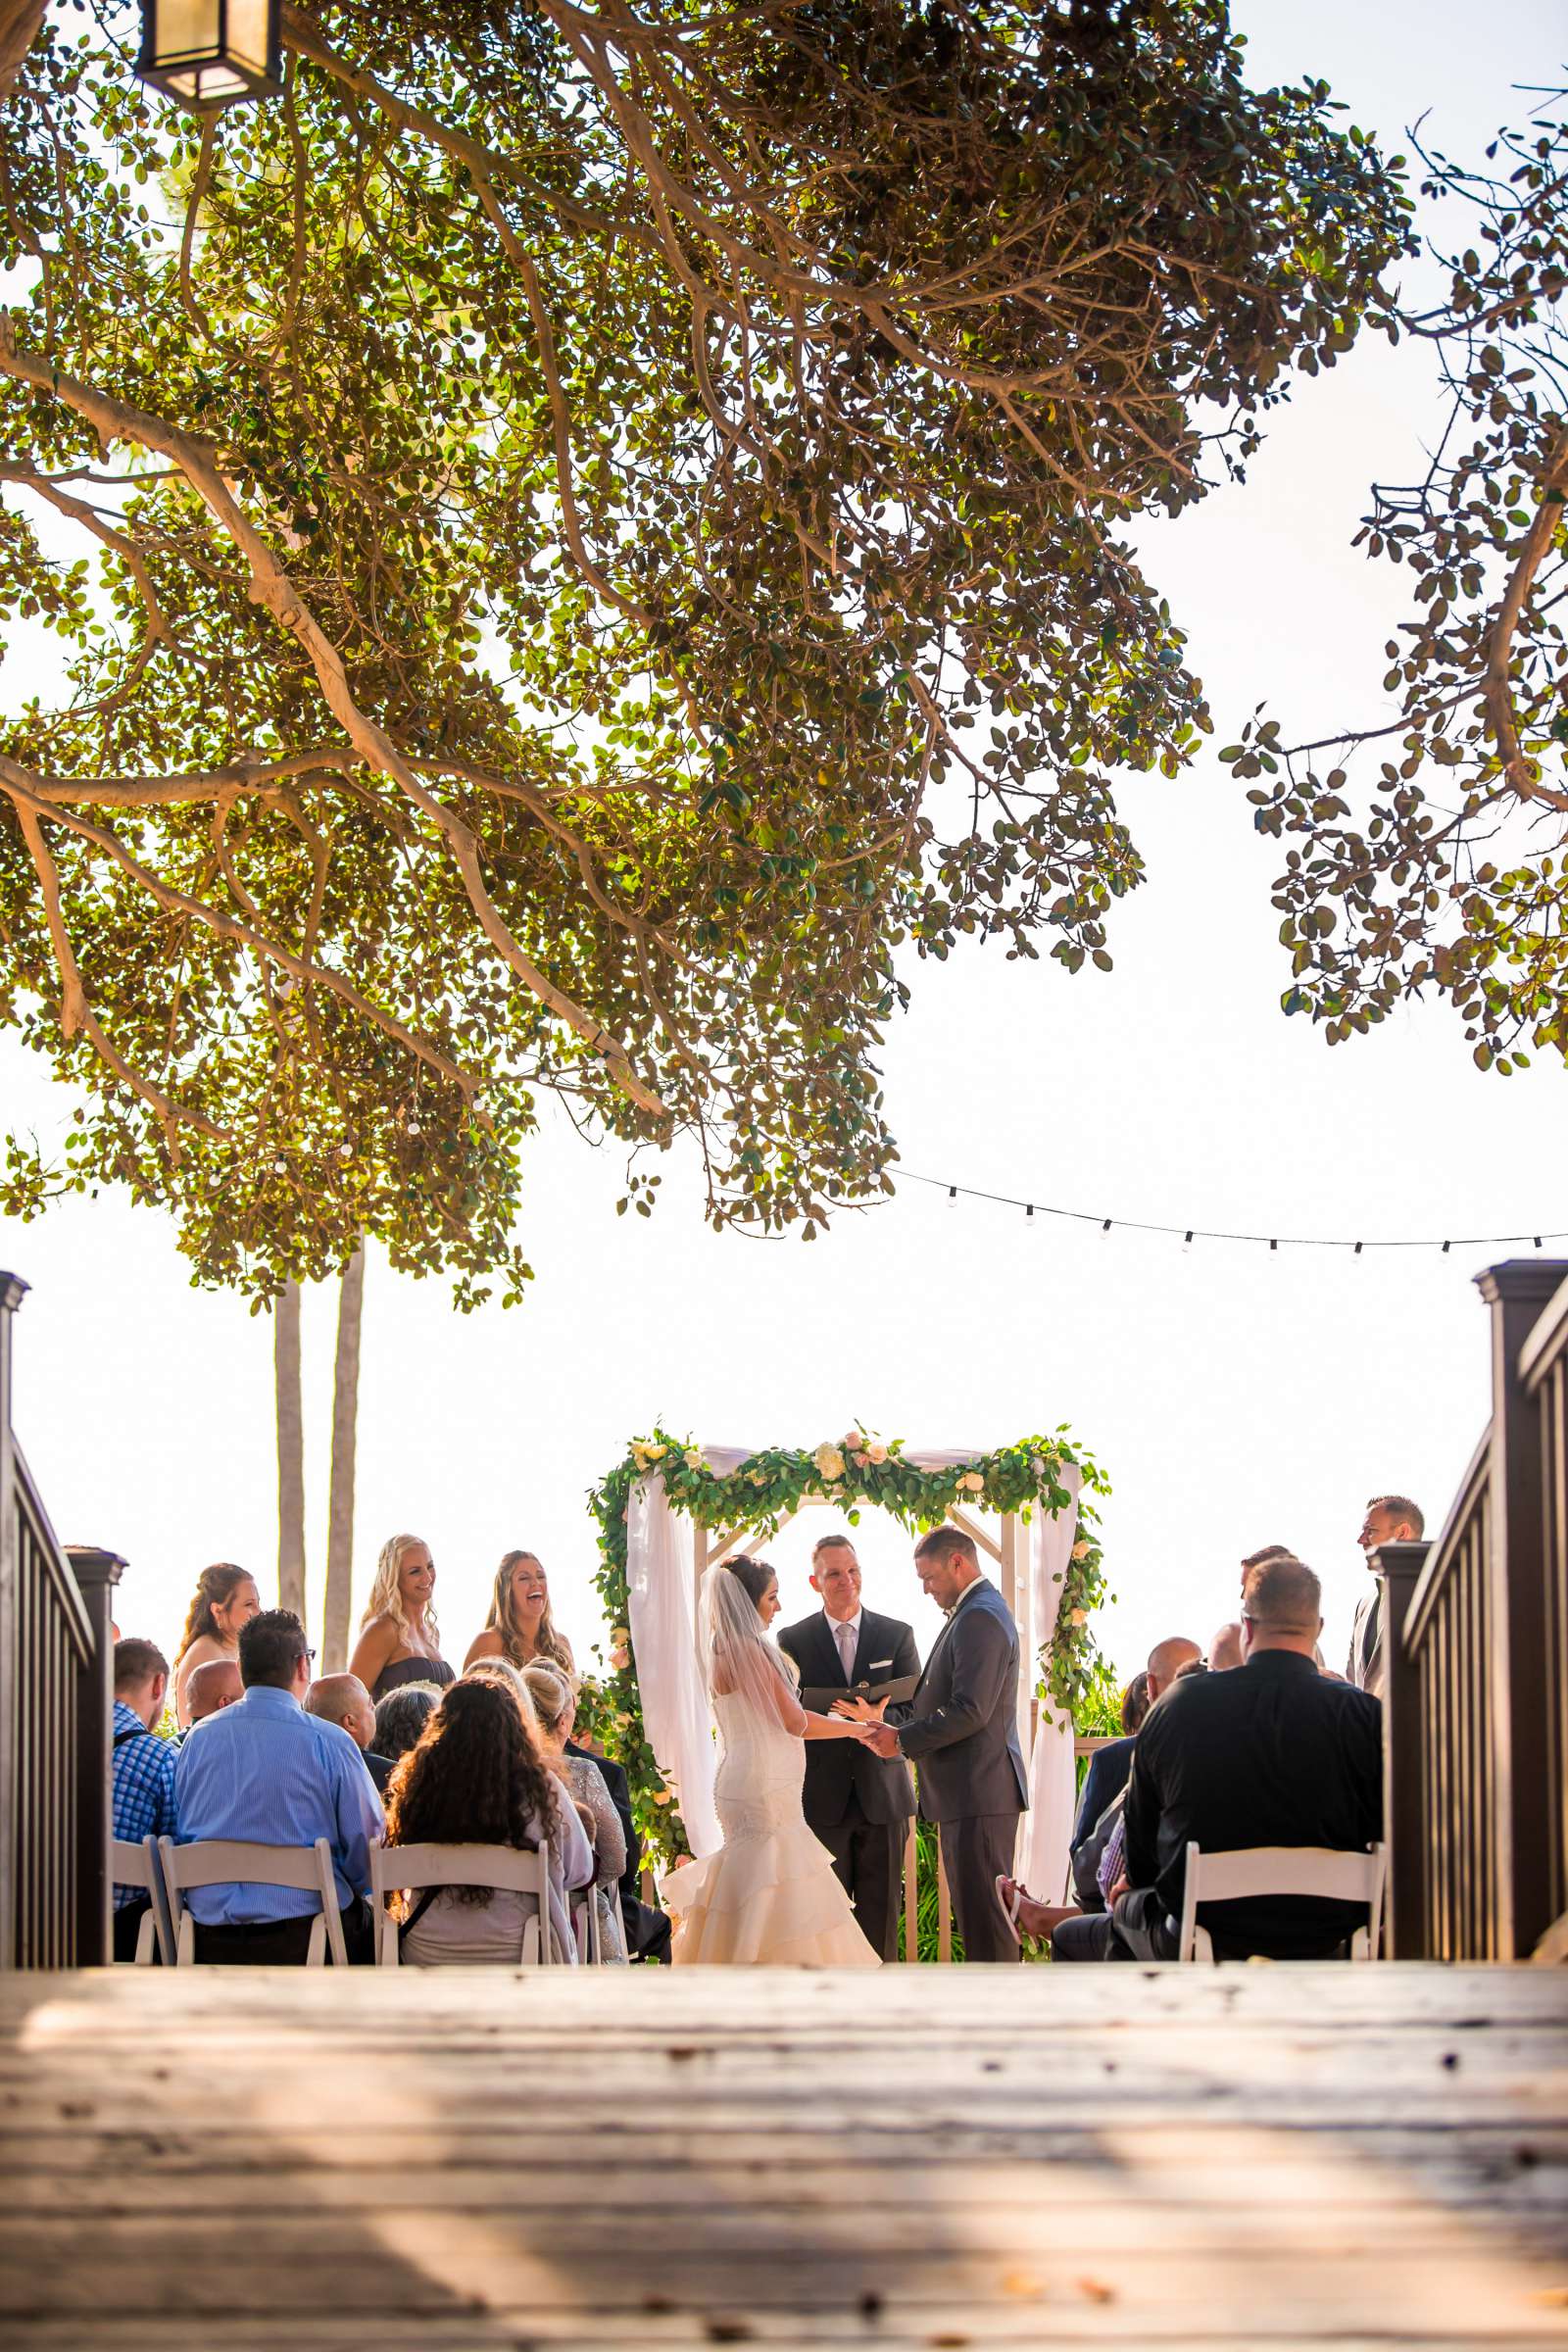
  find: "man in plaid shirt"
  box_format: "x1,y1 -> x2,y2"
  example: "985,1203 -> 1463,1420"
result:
112,1638 -> 177,1961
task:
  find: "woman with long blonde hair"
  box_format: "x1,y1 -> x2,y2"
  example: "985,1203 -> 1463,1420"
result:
349,1534 -> 454,1703
463,1551 -> 576,1677
172,1562 -> 262,1728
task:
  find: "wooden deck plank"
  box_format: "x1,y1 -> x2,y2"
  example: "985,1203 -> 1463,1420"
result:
0,1965 -> 1564,2350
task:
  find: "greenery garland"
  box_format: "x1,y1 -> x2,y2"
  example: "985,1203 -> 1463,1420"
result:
579,1428 -> 1110,1869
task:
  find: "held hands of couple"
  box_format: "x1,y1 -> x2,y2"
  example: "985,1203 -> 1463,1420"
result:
829,1694 -> 898,1756
830,1694 -> 888,1726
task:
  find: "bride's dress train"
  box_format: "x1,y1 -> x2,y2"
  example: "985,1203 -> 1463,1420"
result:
663,1692 -> 879,1966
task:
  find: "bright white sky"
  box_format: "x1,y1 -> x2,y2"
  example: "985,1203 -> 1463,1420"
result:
1,0 -> 1563,1691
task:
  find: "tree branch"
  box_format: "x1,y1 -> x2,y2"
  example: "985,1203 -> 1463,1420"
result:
11,798 -> 224,1154
0,321 -> 668,1120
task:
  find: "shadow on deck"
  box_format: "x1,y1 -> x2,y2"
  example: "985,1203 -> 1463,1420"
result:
0,1962 -> 1565,2349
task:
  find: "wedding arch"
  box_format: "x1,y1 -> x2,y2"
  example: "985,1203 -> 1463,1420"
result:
583,1430 -> 1109,1936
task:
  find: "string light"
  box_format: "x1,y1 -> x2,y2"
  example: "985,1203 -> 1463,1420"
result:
897,1170 -> 1568,1257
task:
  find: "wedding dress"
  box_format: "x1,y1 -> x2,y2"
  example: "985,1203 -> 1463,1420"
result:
662,1573 -> 879,1968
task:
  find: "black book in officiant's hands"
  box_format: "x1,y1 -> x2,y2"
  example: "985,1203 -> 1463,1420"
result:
800,1673 -> 920,1714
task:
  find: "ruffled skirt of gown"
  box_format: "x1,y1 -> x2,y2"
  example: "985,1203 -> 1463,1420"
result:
662,1699 -> 879,1966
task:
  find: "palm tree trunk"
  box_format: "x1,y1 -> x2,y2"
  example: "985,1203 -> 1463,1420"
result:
320,1244 -> 366,1673
274,1280 -> 307,1621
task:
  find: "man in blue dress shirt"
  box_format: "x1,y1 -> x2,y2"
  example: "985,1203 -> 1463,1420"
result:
173,1608 -> 384,1963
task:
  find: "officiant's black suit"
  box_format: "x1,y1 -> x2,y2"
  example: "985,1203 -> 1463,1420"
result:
777,1607 -> 919,1960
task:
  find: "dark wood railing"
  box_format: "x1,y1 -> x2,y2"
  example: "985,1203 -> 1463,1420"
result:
0,1273 -> 122,1969
1381,1258 -> 1568,1960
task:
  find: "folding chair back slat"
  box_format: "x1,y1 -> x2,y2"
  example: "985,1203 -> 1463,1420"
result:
158,1838 -> 345,1966
571,1886 -> 605,1965
110,1836 -> 173,1965
370,1841 -> 554,1967
1178,1841 -> 1387,1963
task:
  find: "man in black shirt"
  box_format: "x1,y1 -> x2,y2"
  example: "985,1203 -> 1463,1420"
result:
1052,1555 -> 1382,1962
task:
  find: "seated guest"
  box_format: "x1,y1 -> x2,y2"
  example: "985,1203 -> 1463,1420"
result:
372,1678 -> 443,1764
519,1660 -> 629,1962
185,1657 -> 243,1724
1041,1556 -> 1381,1962
464,1549 -> 577,1677
386,1676 -> 593,1964
1209,1622 -> 1246,1672
111,1639 -> 178,1959
469,1655 -> 669,1965
349,1534 -> 455,1702
564,1725 -> 671,1967
173,1609 -> 383,1964
307,1672 -> 394,1791
1241,1543 -> 1327,1670
172,1563 -> 262,1728
1071,1641 -> 1194,1855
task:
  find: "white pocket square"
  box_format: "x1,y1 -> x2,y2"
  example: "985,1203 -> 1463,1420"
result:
869,1658 -> 893,1671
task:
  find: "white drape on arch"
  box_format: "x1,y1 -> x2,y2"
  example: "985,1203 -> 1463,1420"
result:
623,1447 -> 1086,1891
1015,1462 -> 1084,1896
624,1471 -> 723,1857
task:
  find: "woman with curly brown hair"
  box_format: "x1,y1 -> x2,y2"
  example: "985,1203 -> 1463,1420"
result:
384,1674 -> 593,1965
172,1563 -> 262,1728
463,1551 -> 575,1678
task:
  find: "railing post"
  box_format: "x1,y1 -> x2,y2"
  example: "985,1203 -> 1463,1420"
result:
1373,1539 -> 1430,1958
1476,1260 -> 1564,1960
0,1272 -> 30,1969
64,1544 -> 124,1968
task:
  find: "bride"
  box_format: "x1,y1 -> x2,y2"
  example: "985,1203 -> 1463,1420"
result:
662,1555 -> 883,1966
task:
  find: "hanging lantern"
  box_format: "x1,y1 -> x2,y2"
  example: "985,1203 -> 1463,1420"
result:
136,0 -> 282,105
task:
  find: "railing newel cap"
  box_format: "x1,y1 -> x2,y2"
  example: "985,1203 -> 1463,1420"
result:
1368,1540 -> 1429,1576
63,1544 -> 127,1588
1474,1259 -> 1567,1308
0,1269 -> 29,1314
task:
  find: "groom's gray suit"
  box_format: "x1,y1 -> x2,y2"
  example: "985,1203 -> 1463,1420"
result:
894,1577 -> 1027,1963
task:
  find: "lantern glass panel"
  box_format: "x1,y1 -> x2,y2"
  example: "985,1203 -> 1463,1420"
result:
225,0 -> 272,77
147,0 -> 218,65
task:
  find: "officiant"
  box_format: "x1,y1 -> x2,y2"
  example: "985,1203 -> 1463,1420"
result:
778,1534 -> 919,1960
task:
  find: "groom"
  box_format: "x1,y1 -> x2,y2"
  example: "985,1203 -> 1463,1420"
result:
863,1525 -> 1027,1963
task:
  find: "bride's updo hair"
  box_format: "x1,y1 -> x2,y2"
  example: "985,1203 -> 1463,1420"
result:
725,1555 -> 773,1613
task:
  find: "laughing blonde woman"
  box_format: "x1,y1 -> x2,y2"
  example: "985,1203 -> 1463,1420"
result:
463,1550 -> 576,1678
350,1534 -> 455,1703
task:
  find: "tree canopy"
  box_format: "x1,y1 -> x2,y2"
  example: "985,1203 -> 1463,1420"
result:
0,0 -> 1406,1300
1227,93 -> 1568,1076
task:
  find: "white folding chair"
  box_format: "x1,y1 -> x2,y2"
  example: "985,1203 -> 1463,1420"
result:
1177,1841 -> 1387,1963
110,1836 -> 174,1965
369,1841 -> 556,1967
159,1837 -> 347,1966
571,1886 -> 606,1965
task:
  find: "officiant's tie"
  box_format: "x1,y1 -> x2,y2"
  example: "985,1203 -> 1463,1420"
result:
836,1621 -> 856,1682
